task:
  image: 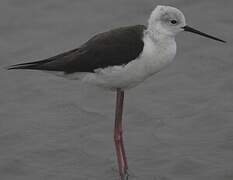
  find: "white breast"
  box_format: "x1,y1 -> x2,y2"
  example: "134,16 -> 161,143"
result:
67,34 -> 177,90
138,34 -> 176,76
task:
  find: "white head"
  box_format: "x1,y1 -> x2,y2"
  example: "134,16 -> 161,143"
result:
148,6 -> 186,37
148,5 -> 225,42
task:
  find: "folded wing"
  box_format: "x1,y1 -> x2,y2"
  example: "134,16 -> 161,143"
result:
8,25 -> 146,74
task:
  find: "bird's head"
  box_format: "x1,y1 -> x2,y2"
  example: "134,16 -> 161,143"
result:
148,5 -> 186,37
148,5 -> 225,43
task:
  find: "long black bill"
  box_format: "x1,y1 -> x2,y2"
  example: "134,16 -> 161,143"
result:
182,25 -> 226,43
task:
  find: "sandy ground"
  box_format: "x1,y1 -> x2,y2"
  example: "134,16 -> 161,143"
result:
0,0 -> 233,180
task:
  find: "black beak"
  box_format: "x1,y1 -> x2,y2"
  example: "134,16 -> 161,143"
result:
182,25 -> 226,43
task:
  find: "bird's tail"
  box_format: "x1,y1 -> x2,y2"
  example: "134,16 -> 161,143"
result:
7,59 -> 52,70
6,48 -> 80,71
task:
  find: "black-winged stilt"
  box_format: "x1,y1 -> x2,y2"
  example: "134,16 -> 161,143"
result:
7,5 -> 225,180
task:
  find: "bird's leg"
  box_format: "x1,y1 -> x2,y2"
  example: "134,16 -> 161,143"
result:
118,91 -> 128,174
114,89 -> 128,180
114,89 -> 124,179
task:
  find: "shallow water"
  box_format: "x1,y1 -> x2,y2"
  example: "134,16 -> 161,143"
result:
0,0 -> 233,180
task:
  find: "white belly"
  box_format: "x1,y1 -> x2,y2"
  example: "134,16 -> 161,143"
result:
66,35 -> 177,90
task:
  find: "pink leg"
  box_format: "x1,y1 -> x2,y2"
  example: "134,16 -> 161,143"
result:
114,89 -> 128,180
114,130 -> 124,179
119,128 -> 128,173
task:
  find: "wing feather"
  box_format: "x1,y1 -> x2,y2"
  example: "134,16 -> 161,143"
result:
8,25 -> 146,73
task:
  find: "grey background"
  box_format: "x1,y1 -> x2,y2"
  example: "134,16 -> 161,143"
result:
0,0 -> 233,180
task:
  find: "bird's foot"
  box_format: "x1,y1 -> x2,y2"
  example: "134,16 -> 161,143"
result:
120,169 -> 129,180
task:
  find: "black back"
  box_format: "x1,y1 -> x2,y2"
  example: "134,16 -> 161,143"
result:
8,25 -> 146,73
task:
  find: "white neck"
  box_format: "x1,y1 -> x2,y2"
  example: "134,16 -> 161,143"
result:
146,23 -> 175,43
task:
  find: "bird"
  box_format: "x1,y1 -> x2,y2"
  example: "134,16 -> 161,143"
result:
7,5 -> 225,180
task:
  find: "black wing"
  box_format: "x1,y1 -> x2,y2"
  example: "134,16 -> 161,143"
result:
8,25 -> 146,73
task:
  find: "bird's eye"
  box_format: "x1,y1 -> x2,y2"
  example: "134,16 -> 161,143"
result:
170,20 -> 177,25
